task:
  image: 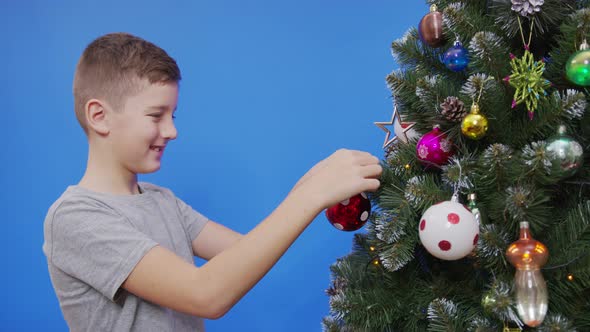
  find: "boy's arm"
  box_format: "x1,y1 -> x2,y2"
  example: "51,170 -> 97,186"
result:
122,149 -> 381,319
192,221 -> 243,260
191,153 -> 336,260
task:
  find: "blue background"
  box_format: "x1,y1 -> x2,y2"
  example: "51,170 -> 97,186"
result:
1,1 -> 426,331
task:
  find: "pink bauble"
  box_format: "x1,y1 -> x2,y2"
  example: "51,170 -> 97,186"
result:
418,196 -> 479,260
416,125 -> 454,166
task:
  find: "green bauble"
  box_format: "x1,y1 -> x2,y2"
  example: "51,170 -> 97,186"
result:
566,41 -> 590,86
545,125 -> 584,178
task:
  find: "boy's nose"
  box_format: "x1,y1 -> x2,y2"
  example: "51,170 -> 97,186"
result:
162,122 -> 178,140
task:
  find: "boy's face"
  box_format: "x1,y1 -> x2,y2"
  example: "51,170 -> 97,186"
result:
107,81 -> 179,174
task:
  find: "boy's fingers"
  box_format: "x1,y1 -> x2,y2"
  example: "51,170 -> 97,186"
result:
359,164 -> 383,178
362,178 -> 381,192
349,150 -> 375,159
334,150 -> 379,166
356,153 -> 380,166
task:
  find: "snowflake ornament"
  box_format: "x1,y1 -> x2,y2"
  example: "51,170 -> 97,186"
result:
418,145 -> 429,159
440,139 -> 452,153
503,50 -> 551,120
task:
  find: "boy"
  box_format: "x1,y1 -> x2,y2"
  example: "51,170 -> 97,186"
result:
43,32 -> 382,331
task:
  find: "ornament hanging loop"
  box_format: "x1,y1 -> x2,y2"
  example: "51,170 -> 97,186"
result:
516,16 -> 535,50
452,158 -> 463,198
473,76 -> 493,106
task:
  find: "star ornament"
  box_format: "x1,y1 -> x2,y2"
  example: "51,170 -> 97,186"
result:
374,105 -> 417,151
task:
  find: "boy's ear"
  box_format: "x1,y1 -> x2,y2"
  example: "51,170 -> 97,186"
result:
85,99 -> 110,135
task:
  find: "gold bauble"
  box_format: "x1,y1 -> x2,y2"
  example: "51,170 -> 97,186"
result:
461,103 -> 488,140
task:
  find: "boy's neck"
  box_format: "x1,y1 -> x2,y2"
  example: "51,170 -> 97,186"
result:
78,150 -> 141,195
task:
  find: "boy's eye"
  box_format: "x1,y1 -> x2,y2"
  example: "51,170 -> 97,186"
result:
148,113 -> 175,120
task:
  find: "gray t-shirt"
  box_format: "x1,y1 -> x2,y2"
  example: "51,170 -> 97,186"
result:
43,182 -> 209,332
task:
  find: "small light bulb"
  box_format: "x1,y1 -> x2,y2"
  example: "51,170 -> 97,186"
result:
506,222 -> 549,327
369,246 -> 375,252
514,269 -> 548,327
567,273 -> 574,281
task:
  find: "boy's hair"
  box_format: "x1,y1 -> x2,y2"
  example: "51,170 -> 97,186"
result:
73,32 -> 181,133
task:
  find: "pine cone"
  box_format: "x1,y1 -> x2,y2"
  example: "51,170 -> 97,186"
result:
511,0 -> 544,17
440,96 -> 466,122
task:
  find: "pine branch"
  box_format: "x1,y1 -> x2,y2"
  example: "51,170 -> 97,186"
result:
481,280 -> 524,326
384,140 -> 422,178
443,2 -> 500,39
333,286 -> 402,331
468,31 -> 511,78
476,144 -> 516,193
558,89 -> 587,120
378,232 -> 417,272
546,200 -> 590,268
520,140 -> 562,185
476,224 -> 511,271
391,28 -> 447,76
441,154 -> 478,194
321,317 -> 361,332
502,184 -> 553,232
368,210 -> 405,244
466,316 -> 500,332
546,269 -> 590,325
386,71 -> 429,129
427,298 -> 464,332
416,75 -> 460,117
405,174 -> 451,213
538,314 -> 578,332
373,160 -> 412,212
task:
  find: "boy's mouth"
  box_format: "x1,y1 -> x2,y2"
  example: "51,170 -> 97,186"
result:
150,145 -> 165,152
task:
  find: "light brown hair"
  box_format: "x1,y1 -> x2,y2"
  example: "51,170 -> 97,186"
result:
73,32 -> 181,133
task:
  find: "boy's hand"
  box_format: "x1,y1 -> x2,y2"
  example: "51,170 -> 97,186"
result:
291,149 -> 382,210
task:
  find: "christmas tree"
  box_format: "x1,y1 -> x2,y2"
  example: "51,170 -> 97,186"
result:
323,1 -> 590,331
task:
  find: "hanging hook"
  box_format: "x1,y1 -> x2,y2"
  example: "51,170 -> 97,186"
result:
451,158 -> 463,202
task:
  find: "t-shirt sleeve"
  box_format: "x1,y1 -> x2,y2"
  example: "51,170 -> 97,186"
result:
174,196 -> 210,242
46,199 -> 158,302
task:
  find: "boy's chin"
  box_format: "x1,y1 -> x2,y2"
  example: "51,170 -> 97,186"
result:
134,163 -> 162,174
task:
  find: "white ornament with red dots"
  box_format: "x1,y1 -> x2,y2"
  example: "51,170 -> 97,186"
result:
418,194 -> 479,260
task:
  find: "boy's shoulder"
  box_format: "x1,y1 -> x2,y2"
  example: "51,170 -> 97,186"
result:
51,182 -> 173,201
44,182 -> 175,221
138,181 -> 174,196
42,182 -> 179,256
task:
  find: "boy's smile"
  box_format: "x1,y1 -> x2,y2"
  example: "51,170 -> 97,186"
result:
150,144 -> 166,160
150,145 -> 165,152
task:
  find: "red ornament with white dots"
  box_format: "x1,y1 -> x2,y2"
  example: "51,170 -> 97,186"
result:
326,193 -> 371,231
418,195 -> 479,260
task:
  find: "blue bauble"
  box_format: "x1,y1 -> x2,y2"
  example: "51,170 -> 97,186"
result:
443,41 -> 469,72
